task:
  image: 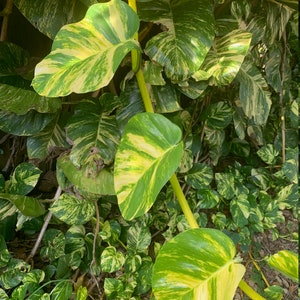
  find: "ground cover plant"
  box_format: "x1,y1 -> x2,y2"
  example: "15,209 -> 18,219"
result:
0,0 -> 298,299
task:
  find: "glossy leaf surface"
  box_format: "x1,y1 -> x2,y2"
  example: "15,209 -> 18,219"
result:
57,154 -> 115,195
0,194 -> 45,217
237,60 -> 272,125
152,228 -> 245,299
0,110 -> 55,136
27,113 -> 69,160
193,30 -> 252,85
266,250 -> 298,282
32,0 -> 140,97
0,42 -> 61,114
50,194 -> 95,225
67,95 -> 121,168
14,0 -> 89,39
7,163 -> 42,195
138,0 -> 214,82
114,113 -> 183,220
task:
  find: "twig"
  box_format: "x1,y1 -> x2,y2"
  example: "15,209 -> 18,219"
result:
89,200 -> 101,294
279,29 -> 287,162
0,0 -> 13,42
26,186 -> 62,262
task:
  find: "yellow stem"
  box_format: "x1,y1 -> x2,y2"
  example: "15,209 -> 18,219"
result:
238,280 -> 266,300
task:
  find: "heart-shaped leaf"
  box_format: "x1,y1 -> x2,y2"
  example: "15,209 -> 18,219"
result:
137,0 -> 215,82
152,228 -> 245,299
32,0 -> 140,97
114,113 -> 183,220
50,194 -> 95,225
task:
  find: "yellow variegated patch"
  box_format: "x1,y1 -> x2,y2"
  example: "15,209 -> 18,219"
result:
114,113 -> 183,220
152,228 -> 245,300
32,0 -> 140,97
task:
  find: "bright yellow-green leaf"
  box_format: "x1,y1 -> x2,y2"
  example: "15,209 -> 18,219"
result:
32,0 -> 140,97
152,228 -> 245,299
114,113 -> 183,220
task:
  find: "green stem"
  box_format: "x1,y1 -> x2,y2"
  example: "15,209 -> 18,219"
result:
135,69 -> 154,113
169,174 -> 199,229
238,280 -> 266,300
128,2 -> 265,300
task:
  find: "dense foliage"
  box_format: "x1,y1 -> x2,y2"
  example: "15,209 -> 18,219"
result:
0,0 -> 298,299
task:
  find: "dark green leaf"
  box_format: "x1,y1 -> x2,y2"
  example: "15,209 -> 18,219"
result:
50,280 -> 72,300
201,102 -> 232,130
143,61 -> 165,85
0,194 -> 45,217
0,110 -> 55,136
151,83 -> 181,113
14,0 -> 89,39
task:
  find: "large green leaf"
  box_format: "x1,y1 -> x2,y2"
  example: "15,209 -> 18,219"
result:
66,95 -> 121,169
137,0 -> 215,82
236,59 -> 272,125
14,0 -> 89,39
0,42 -> 61,114
0,110 -> 55,136
152,228 -> 245,299
0,194 -> 45,217
57,154 -> 115,195
266,250 -> 298,282
114,113 -> 183,220
50,194 -> 95,225
32,0 -> 140,97
193,30 -> 252,85
27,112 -> 69,160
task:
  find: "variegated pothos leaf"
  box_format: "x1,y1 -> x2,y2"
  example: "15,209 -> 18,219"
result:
193,29 -> 252,85
137,0 -> 215,82
114,113 -> 183,220
66,95 -> 121,169
32,0 -> 140,97
50,194 -> 95,225
152,228 -> 245,300
236,59 -> 272,125
266,250 -> 298,282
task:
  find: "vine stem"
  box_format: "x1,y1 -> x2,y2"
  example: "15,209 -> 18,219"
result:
26,186 -> 62,262
128,1 -> 265,299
